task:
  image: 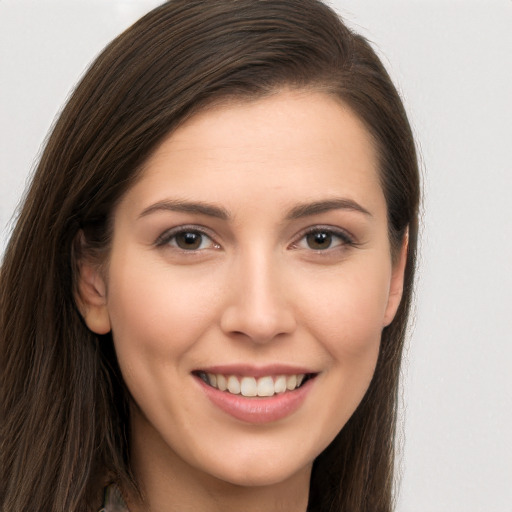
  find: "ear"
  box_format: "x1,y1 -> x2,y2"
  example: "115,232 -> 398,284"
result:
75,259 -> 111,335
383,230 -> 409,327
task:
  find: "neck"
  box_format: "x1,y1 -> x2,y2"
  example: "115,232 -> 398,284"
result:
127,470 -> 311,512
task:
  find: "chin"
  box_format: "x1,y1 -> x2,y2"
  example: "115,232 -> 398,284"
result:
189,442 -> 315,489
208,460 -> 312,488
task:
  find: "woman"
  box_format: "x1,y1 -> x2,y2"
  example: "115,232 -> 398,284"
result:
0,1 -> 420,511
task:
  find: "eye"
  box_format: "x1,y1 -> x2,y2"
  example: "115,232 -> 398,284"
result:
305,231 -> 335,250
156,227 -> 219,251
294,227 -> 355,251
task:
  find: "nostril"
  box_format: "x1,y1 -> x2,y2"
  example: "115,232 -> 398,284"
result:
220,305 -> 297,344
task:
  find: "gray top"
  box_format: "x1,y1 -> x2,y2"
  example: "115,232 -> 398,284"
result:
98,484 -> 129,512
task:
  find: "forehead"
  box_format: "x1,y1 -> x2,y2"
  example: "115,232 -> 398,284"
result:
118,90 -> 384,219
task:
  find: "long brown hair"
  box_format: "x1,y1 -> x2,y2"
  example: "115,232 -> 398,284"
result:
1,1 -> 420,511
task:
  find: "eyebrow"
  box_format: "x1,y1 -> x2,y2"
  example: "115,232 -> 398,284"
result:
286,198 -> 372,219
138,197 -> 371,221
138,199 -> 230,220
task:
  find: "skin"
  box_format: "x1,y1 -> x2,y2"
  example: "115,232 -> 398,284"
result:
78,90 -> 407,512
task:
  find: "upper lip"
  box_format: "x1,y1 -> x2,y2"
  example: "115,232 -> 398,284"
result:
193,364 -> 318,378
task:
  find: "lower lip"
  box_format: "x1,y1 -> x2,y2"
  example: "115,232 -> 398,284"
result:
196,376 -> 314,424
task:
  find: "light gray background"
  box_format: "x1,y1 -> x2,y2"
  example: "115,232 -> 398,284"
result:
1,1 -> 511,510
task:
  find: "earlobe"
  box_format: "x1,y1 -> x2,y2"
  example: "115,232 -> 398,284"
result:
383,231 -> 409,327
75,260 -> 111,335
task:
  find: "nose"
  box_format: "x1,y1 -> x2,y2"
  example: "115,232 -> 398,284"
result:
219,250 -> 297,344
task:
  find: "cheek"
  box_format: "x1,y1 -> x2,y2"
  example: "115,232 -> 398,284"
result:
297,262 -> 391,436
297,259 -> 391,361
104,256 -> 223,375
285,270 -> 388,452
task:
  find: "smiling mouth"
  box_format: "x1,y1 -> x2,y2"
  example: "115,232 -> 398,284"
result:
194,371 -> 316,397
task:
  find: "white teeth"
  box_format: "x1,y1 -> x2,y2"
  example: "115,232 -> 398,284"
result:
227,375 -> 241,394
201,372 -> 308,396
286,375 -> 297,390
216,374 -> 227,391
274,375 -> 287,394
257,376 -> 275,397
240,377 -> 258,397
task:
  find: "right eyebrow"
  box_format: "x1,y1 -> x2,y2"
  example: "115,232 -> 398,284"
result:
138,199 -> 231,220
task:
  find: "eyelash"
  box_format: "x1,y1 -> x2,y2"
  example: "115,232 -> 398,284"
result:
290,226 -> 357,252
154,225 -> 357,253
155,225 -> 219,251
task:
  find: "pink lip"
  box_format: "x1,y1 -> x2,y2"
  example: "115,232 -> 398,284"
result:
194,373 -> 316,424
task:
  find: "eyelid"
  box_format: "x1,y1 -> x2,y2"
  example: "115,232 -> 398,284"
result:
154,224 -> 220,250
154,224 -> 357,252
290,225 -> 358,250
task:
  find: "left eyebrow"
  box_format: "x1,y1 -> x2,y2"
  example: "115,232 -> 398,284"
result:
286,198 -> 372,220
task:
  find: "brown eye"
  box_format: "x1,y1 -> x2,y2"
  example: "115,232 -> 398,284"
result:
175,231 -> 204,250
306,231 -> 333,250
155,227 -> 219,251
294,228 -> 354,253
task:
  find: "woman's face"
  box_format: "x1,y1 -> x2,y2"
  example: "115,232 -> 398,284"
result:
80,90 -> 406,489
